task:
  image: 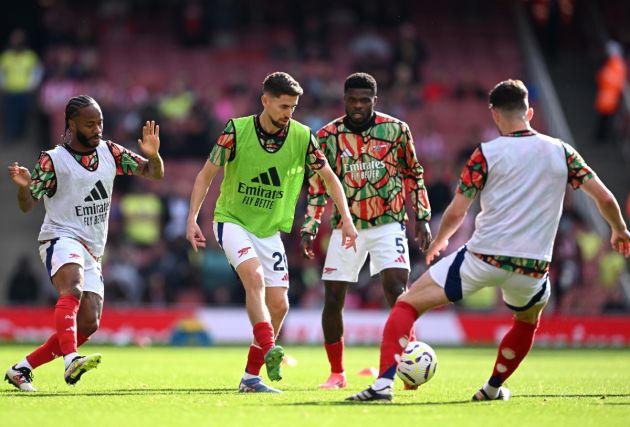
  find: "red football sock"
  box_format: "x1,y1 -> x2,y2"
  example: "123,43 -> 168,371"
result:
488,319 -> 538,387
245,344 -> 265,375
324,338 -> 344,374
54,295 -> 80,355
26,331 -> 89,369
379,301 -> 419,379
252,322 -> 275,355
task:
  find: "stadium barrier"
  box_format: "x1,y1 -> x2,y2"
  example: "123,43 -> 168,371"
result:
1,307 -> 629,347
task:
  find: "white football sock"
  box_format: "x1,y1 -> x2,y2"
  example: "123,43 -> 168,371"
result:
373,377 -> 394,391
64,352 -> 79,368
483,382 -> 500,399
242,372 -> 259,381
15,358 -> 33,371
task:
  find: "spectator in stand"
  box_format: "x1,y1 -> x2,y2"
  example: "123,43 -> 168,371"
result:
6,255 -> 41,304
0,29 -> 43,143
391,22 -> 428,84
452,71 -> 486,101
550,211 -> 584,313
415,119 -> 446,163
595,40 -> 627,143
119,181 -> 164,247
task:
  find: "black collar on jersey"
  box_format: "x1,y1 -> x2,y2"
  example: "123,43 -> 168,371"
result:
63,142 -> 97,155
503,129 -> 537,137
343,112 -> 376,134
254,114 -> 290,140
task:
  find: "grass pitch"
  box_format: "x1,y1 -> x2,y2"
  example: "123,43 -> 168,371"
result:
1,345 -> 629,427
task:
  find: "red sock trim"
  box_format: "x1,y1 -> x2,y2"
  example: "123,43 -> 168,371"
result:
490,319 -> 538,385
379,301 -> 419,377
26,330 -> 90,369
253,322 -> 275,355
245,344 -> 265,375
324,338 -> 344,374
54,295 -> 80,355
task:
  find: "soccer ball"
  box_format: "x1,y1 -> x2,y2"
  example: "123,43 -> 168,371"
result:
396,341 -> 438,386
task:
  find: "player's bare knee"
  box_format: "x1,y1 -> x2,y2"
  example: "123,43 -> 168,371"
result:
241,271 -> 266,294
514,303 -> 545,325
269,299 -> 289,319
78,318 -> 99,336
383,281 -> 406,306
324,291 -> 344,312
60,283 -> 83,300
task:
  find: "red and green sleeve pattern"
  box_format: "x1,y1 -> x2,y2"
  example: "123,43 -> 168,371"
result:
305,131 -> 327,171
29,152 -> 56,199
562,142 -> 594,189
105,141 -> 145,176
398,123 -> 431,221
209,120 -> 235,166
301,128 -> 333,236
456,145 -> 487,199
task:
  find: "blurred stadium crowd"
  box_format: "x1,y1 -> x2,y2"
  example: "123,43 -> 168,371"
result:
2,0 -> 629,314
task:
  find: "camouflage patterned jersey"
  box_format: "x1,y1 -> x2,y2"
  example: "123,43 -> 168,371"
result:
458,129 -> 594,278
301,112 -> 431,236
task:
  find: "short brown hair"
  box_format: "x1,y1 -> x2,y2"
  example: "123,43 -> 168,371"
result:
489,79 -> 528,112
262,72 -> 303,97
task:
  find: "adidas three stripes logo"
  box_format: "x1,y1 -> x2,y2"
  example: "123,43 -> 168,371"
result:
84,181 -> 109,202
251,167 -> 281,187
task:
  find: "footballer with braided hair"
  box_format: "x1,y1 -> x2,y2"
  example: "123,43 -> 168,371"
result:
6,95 -> 164,391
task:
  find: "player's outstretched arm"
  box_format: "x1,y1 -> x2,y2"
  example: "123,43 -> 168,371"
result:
7,162 -> 36,213
580,176 -> 630,257
136,120 -> 164,180
315,163 -> 358,251
186,160 -> 222,252
425,193 -> 474,264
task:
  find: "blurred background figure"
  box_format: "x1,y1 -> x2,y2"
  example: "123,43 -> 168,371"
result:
6,255 -> 41,305
0,28 -> 42,144
594,40 -> 627,143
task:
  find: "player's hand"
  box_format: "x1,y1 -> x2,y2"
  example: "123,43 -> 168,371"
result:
341,221 -> 358,252
425,238 -> 448,265
186,221 -> 206,252
415,220 -> 432,252
611,228 -> 630,257
300,234 -> 316,259
137,120 -> 160,158
7,162 -> 31,188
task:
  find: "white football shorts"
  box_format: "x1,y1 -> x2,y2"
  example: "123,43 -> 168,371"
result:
429,246 -> 550,311
322,222 -> 410,282
213,221 -> 289,288
39,236 -> 104,298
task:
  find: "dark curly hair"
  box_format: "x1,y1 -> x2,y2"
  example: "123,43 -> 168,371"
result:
344,72 -> 377,94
